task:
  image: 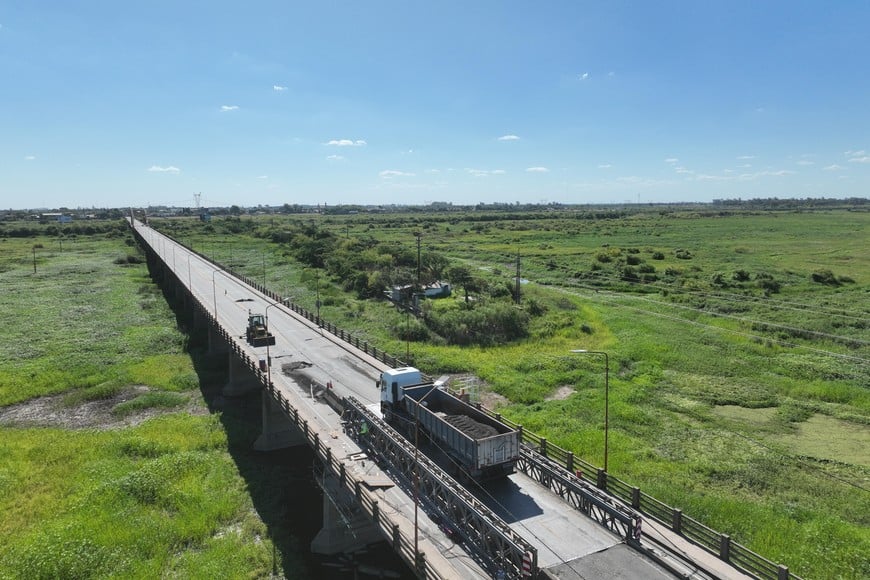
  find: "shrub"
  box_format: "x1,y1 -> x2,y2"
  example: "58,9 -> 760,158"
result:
733,269 -> 751,282
425,302 -> 530,346
811,269 -> 840,286
626,255 -> 642,266
393,316 -> 430,342
758,278 -> 782,294
651,251 -> 665,260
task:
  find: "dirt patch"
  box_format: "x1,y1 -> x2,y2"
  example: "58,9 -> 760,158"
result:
545,385 -> 575,401
0,386 -> 203,430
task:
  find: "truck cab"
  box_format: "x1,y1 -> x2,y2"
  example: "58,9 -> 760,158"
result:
379,367 -> 425,406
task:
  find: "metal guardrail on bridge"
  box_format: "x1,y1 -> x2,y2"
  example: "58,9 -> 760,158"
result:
341,396 -> 538,579
474,404 -> 798,580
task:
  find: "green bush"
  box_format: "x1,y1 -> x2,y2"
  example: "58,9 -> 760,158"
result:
425,302 -> 529,346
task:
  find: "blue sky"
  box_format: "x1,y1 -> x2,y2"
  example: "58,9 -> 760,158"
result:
2,1 -> 869,209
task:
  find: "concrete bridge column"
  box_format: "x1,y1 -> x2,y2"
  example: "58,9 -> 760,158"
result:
223,354 -> 261,397
311,474 -> 382,555
253,390 -> 306,451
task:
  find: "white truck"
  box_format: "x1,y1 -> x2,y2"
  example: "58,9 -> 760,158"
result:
378,367 -> 520,481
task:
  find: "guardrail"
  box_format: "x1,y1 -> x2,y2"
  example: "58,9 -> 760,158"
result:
133,220 -> 799,580
472,401 -> 798,580
342,396 -> 538,579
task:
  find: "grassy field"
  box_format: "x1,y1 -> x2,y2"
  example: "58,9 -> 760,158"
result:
150,207 -> 869,579
0,229 -> 319,578
5,209 -> 865,578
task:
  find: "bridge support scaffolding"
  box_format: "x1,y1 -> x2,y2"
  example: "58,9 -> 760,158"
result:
254,391 -> 306,451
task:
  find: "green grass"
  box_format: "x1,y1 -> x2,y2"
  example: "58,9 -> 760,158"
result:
0,225 -> 299,578
0,235 -> 188,406
0,415 -> 275,579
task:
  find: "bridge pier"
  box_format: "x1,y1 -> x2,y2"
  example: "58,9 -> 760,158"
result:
254,390 -> 306,451
223,354 -> 261,397
311,473 -> 382,555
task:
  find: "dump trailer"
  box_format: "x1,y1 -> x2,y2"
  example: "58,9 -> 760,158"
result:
246,313 -> 276,347
379,367 -> 519,481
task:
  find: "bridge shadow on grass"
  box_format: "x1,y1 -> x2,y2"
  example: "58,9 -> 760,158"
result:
183,322 -> 322,578
181,319 -> 413,579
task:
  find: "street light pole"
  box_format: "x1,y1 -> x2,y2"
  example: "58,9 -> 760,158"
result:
570,349 -> 610,473
264,301 -> 281,376
414,383 -> 439,567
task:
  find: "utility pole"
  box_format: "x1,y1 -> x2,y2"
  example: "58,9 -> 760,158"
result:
32,246 -> 37,274
515,247 -> 521,305
414,232 -> 422,288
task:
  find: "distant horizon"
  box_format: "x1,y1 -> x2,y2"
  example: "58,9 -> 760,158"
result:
2,3 -> 869,208
4,196 -> 867,214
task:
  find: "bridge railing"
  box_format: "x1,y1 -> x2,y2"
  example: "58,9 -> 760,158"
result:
469,399 -> 798,580
134,221 -> 798,580
342,395 -> 538,580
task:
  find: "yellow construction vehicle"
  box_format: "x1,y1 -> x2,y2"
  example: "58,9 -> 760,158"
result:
246,313 -> 276,347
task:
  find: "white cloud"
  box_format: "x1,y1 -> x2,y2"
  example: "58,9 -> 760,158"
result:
425,169 -> 440,174
579,73 -> 589,81
845,150 -> 865,157
273,85 -> 287,92
220,105 -> 239,112
379,170 -> 415,178
526,166 -> 549,173
664,158 -> 679,164
467,168 -> 505,177
327,139 -> 367,146
24,155 -> 35,161
824,164 -> 845,171
498,134 -> 520,141
737,155 -> 755,160
256,175 -> 268,179
796,160 -> 815,166
148,165 -> 180,174
846,150 -> 870,163
326,154 -> 344,161
608,71 -> 615,77
598,164 -> 612,169
675,166 -> 693,174
850,156 -> 870,163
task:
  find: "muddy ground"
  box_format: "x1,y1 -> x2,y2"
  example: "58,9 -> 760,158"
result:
0,386 -> 206,430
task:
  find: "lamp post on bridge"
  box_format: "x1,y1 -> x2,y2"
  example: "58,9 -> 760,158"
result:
570,349 -> 610,473
211,268 -> 234,319
264,300 -> 282,377
414,383 -> 440,568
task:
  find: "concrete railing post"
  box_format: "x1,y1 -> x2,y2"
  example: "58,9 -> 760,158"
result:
719,534 -> 731,561
672,509 -> 683,534
596,468 -> 607,490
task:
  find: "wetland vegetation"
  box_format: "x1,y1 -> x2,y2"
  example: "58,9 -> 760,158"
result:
1,203 -> 867,578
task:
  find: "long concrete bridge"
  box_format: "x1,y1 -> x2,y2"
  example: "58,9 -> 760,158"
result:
129,216 -> 792,580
